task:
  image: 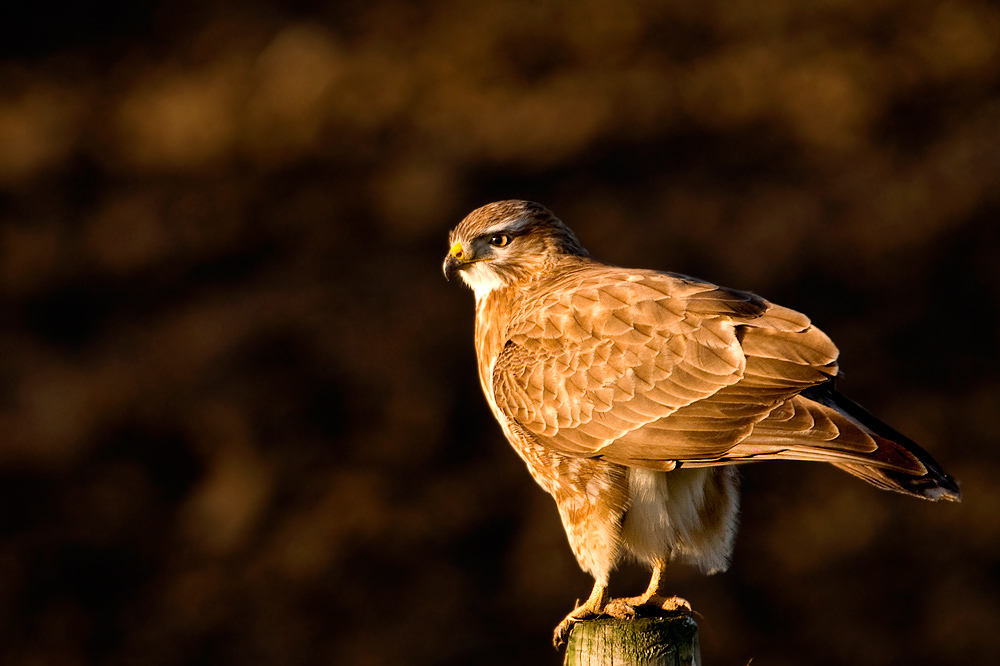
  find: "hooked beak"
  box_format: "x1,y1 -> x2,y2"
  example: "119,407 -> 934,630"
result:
443,241 -> 468,281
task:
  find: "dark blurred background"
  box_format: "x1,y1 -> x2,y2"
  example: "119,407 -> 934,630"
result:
1,1 -> 998,664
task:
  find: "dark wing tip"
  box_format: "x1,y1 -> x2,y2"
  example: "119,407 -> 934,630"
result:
804,382 -> 962,502
897,467 -> 962,502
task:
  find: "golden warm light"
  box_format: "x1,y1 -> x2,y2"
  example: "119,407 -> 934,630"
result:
0,1 -> 995,664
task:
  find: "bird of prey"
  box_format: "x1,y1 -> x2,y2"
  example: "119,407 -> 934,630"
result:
443,200 -> 960,646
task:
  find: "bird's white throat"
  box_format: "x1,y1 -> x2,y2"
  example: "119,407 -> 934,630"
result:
461,261 -> 508,302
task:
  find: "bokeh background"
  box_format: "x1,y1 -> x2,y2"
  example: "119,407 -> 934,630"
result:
1,1 -> 998,664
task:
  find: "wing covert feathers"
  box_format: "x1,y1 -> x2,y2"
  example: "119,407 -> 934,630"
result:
489,265 -> 959,502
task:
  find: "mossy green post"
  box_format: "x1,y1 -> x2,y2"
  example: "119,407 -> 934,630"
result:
563,615 -> 700,666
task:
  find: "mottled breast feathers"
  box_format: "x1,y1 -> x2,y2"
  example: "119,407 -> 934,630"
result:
490,267 -> 840,471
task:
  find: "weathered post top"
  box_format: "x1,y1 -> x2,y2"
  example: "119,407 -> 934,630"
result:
563,615 -> 701,666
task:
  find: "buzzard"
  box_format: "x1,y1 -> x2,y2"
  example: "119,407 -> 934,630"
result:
443,200 -> 960,646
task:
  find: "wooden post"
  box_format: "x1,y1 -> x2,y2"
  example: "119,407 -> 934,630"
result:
563,615 -> 701,666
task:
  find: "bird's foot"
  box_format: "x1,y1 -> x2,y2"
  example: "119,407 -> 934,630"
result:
553,600 -> 603,648
553,595 -> 692,647
605,594 -> 692,619
643,594 -> 692,615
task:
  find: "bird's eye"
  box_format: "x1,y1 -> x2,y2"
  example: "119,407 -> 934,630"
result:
488,234 -> 511,248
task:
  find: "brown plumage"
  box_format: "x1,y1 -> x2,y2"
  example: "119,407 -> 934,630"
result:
443,200 -> 960,646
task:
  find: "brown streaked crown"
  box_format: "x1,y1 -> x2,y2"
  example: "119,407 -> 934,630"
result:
451,200 -> 589,259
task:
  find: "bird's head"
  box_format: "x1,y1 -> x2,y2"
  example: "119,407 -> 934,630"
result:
443,200 -> 589,300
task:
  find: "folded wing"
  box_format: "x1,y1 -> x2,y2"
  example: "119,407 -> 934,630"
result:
492,268 -> 959,501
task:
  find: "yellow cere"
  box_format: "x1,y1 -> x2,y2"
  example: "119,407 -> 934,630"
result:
449,242 -> 465,259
